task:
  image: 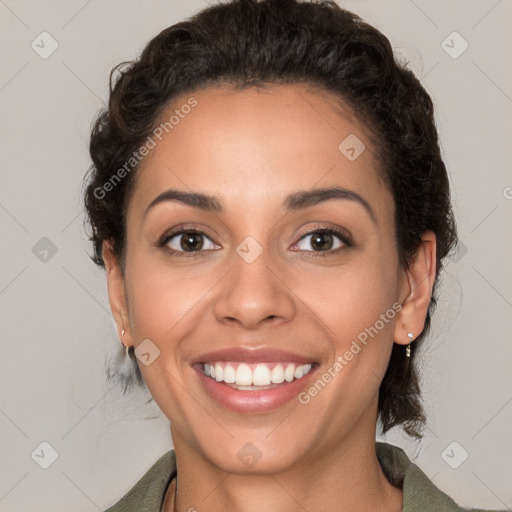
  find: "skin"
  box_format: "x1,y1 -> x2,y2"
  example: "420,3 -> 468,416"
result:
103,84 -> 436,512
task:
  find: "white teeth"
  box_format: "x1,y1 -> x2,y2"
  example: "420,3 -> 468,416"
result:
284,364 -> 295,382
253,364 -> 271,386
271,364 -> 285,384
223,364 -> 236,383
236,363 -> 253,386
202,361 -> 314,387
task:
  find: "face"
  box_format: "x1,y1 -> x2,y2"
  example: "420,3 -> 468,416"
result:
106,84 -> 431,474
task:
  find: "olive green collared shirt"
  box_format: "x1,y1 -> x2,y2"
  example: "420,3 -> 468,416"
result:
103,442 -> 507,511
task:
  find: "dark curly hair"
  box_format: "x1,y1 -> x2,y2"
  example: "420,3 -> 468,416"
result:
84,0 -> 457,439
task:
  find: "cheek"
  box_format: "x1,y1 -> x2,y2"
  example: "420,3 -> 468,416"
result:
295,256 -> 399,418
127,269 -> 203,339
299,253 -> 398,347
123,258 -> 217,416
296,251 -> 399,416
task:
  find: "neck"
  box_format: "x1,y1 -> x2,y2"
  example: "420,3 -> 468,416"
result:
165,416 -> 402,512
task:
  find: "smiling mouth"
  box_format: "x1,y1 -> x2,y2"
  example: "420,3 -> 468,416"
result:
198,361 -> 315,390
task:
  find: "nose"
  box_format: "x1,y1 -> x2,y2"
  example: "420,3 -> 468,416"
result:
213,248 -> 296,330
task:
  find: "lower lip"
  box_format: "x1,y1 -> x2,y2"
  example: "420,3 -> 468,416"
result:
194,365 -> 317,413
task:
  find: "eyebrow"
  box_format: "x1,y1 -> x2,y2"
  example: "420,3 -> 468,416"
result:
144,186 -> 376,223
285,186 -> 376,223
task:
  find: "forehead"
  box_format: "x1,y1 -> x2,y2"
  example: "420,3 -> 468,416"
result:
129,84 -> 391,218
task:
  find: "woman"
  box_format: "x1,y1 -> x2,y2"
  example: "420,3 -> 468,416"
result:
83,0 -> 506,511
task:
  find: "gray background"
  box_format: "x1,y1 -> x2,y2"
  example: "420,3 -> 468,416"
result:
1,0 -> 511,510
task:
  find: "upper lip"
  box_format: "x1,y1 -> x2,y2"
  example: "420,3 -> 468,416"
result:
190,347 -> 317,365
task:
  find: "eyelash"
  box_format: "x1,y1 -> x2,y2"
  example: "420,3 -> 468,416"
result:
296,225 -> 353,257
157,224 -> 353,258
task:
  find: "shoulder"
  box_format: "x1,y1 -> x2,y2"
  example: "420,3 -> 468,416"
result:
103,449 -> 176,512
376,442 -> 509,512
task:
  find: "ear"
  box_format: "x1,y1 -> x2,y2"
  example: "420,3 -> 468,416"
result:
394,231 -> 437,346
102,240 -> 134,349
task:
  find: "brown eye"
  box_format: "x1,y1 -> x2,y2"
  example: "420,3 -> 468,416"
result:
164,230 -> 219,253
181,232 -> 204,251
294,229 -> 347,252
310,232 -> 335,251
